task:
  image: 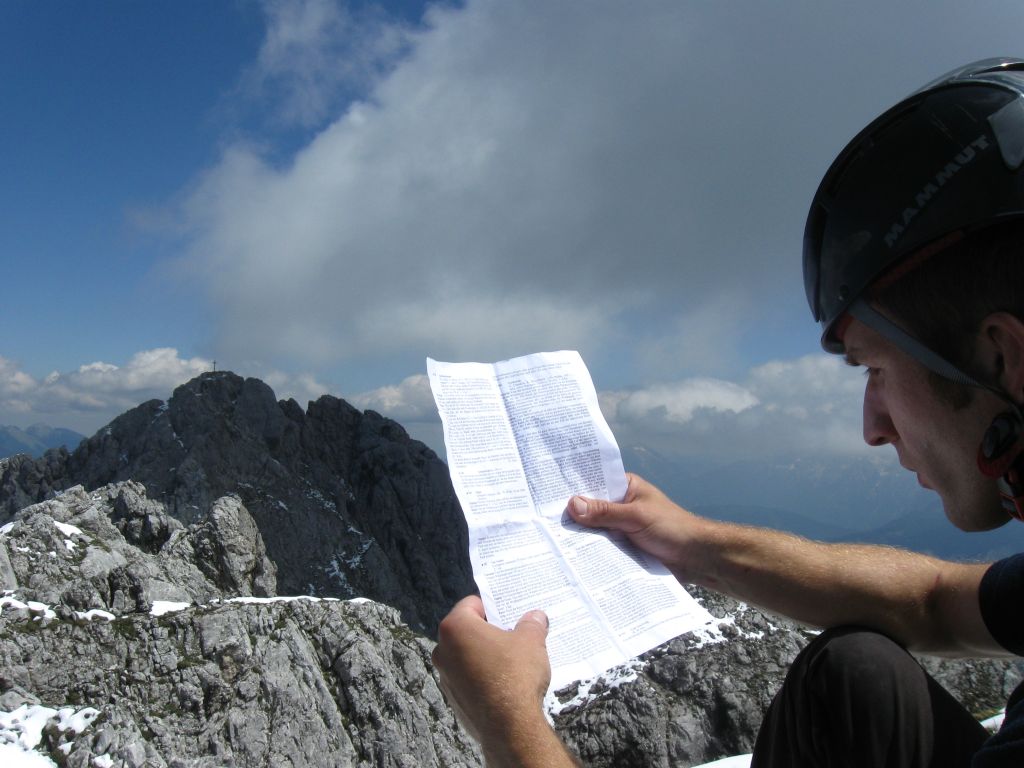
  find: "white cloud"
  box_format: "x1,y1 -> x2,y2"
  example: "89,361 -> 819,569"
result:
356,298 -> 612,360
748,355 -> 863,406
128,0 -> 1024,458
613,379 -> 759,425
180,0 -> 851,372
630,292 -> 751,379
0,350 -> 213,431
0,346 -> 870,463
0,358 -> 35,397
0,350 -> 340,437
348,353 -> 871,462
237,0 -> 409,129
349,373 -> 435,421
605,355 -> 870,459
260,369 -> 332,407
60,349 -> 211,395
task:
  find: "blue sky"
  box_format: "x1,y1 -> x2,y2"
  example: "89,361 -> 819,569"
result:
3,0 -> 1024,463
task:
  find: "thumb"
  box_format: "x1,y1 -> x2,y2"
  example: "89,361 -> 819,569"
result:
568,495 -> 639,531
514,609 -> 549,641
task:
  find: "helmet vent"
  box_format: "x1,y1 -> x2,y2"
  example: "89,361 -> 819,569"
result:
989,97 -> 1024,170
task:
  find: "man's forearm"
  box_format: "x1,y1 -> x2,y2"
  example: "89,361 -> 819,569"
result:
679,516 -> 996,654
481,718 -> 582,768
568,477 -> 1004,656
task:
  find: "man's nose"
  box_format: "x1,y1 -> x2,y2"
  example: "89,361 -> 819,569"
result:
863,382 -> 897,447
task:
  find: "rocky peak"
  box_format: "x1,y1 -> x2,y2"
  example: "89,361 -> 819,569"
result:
0,372 -> 474,635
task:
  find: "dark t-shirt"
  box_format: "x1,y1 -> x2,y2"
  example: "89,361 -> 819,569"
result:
973,554 -> 1024,766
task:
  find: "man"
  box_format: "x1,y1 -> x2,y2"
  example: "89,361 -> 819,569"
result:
432,58 -> 1024,767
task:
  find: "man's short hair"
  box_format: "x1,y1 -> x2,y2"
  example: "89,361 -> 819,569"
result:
871,219 -> 1024,408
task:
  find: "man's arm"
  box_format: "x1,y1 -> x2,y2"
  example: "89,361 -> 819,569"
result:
569,474 -> 1007,657
431,473 -> 1007,762
432,596 -> 582,767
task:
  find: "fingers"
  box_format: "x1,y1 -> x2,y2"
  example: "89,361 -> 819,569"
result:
449,594 -> 486,620
435,595 -> 486,645
435,597 -> 547,657
624,472 -> 659,502
431,598 -> 557,753
624,472 -> 642,501
433,599 -> 553,710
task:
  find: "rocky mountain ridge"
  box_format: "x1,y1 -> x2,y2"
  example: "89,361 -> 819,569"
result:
0,372 -> 474,635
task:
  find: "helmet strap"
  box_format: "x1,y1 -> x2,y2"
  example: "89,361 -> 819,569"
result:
847,299 -> 983,387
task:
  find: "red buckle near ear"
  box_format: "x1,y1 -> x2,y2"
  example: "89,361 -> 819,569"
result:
999,468 -> 1024,522
978,443 -> 1018,478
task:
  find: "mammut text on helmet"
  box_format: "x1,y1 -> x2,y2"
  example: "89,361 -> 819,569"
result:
884,135 -> 991,249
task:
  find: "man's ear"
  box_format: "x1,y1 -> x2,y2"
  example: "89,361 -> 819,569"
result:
979,312 -> 1024,399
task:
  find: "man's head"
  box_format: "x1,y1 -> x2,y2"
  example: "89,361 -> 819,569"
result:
804,58 -> 1024,529
840,308 -> 1024,531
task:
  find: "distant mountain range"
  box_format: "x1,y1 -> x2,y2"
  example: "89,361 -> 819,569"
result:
7,408 -> 1024,564
0,423 -> 85,458
621,444 -> 1024,562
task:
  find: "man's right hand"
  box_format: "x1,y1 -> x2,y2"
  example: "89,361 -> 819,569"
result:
567,473 -> 709,585
431,596 -> 582,767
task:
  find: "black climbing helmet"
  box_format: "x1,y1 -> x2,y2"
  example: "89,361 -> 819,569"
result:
804,57 -> 1024,357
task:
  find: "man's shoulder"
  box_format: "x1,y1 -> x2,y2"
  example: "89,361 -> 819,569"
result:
979,554 -> 1024,656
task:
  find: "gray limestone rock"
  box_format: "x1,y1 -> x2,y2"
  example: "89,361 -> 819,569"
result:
0,482 -> 480,767
0,598 -> 482,767
0,483 -> 1019,767
190,495 -> 277,597
0,482 -> 276,613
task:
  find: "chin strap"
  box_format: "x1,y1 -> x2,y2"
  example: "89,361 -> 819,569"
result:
848,299 -> 985,387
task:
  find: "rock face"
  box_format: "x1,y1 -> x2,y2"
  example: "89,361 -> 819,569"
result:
0,482 -> 276,612
0,483 -> 481,767
1,597 -> 480,768
0,483 -> 1020,767
0,372 -> 474,635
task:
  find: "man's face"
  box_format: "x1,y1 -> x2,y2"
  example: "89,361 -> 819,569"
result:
842,317 -> 1011,531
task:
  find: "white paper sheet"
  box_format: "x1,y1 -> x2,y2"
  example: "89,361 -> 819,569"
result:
428,350 -> 715,690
